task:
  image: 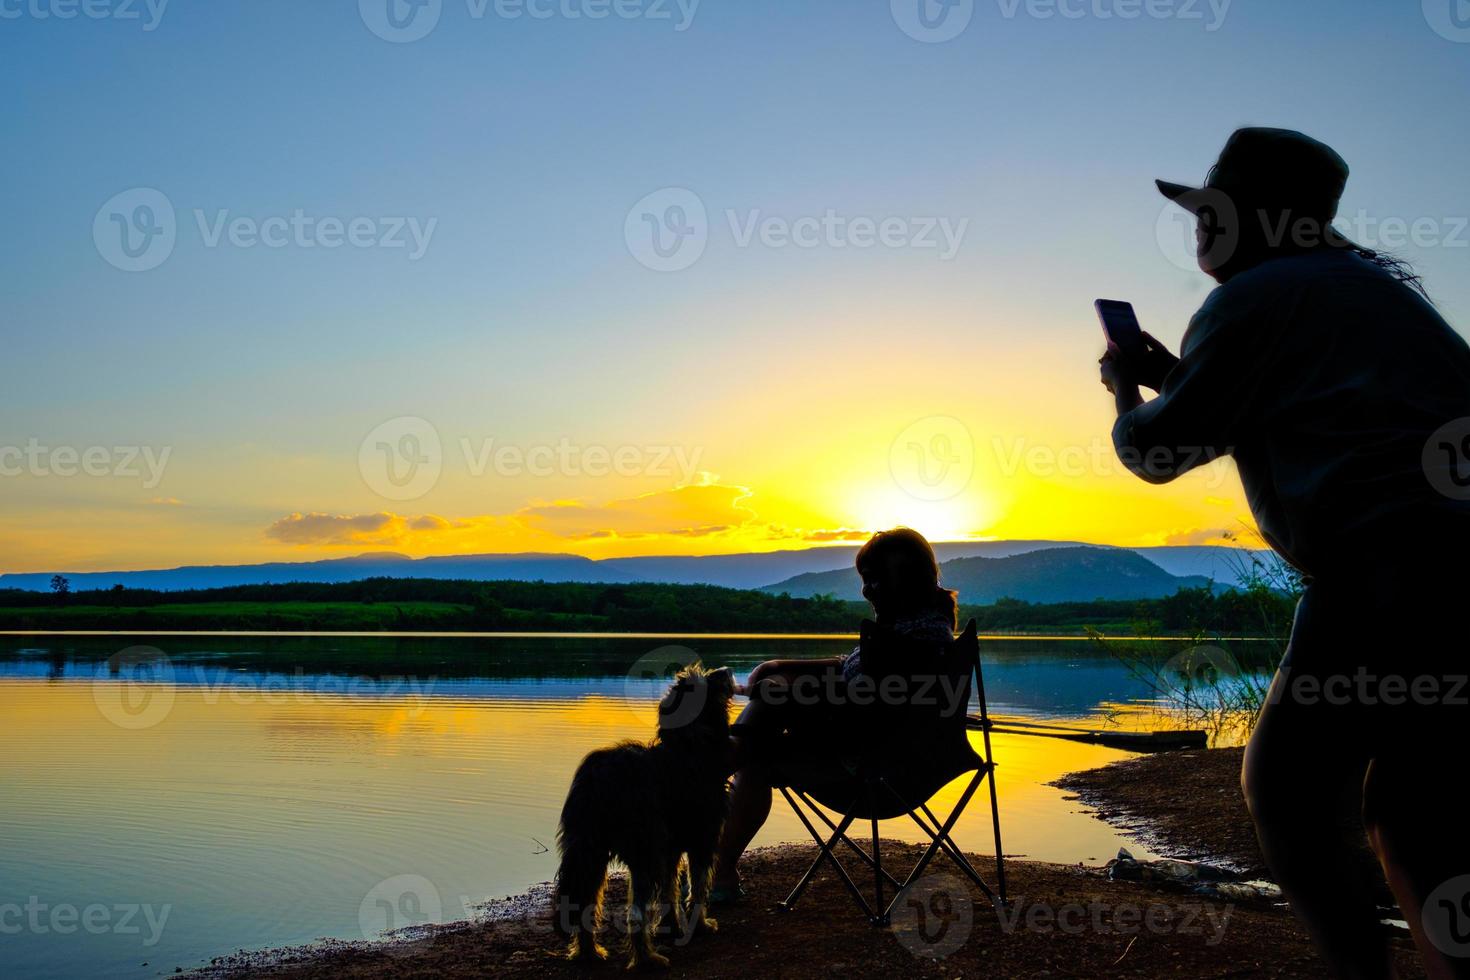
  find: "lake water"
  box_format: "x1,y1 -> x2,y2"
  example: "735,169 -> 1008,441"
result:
0,633 -> 1267,979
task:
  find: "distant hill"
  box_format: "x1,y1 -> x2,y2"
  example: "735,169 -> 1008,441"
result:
601,539 -> 1082,590
762,546 -> 1214,604
0,552 -> 631,592
0,540 -> 1263,593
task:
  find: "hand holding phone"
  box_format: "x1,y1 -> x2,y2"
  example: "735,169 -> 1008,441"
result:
1094,299 -> 1180,392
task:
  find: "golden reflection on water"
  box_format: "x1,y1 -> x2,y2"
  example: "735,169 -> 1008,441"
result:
0,677 -> 1165,978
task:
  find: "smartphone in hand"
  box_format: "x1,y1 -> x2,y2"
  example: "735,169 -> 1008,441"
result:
1095,299 -> 1144,353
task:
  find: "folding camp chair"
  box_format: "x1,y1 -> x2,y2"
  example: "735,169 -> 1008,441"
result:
767,619 -> 1006,925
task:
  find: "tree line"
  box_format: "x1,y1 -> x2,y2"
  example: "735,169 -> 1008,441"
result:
0,577 -> 1294,635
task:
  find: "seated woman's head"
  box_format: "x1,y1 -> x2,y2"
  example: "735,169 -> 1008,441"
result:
855,528 -> 957,629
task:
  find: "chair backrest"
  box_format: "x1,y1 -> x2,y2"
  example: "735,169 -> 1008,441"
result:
793,619 -> 988,819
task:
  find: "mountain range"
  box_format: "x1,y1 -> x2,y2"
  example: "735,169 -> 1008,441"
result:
762,546 -> 1214,604
0,540 -> 1263,602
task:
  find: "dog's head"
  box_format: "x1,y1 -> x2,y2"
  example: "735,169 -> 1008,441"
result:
656,663 -> 735,738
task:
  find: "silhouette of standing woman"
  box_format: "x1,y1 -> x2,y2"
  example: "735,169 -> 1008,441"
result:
1102,128 -> 1470,979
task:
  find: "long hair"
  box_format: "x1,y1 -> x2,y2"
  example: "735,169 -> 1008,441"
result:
1222,201 -> 1430,300
1340,238 -> 1428,299
854,527 -> 958,629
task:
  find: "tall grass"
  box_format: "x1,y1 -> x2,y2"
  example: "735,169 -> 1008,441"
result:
1089,532 -> 1302,745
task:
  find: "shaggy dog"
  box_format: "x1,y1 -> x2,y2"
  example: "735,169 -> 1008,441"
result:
553,664 -> 734,968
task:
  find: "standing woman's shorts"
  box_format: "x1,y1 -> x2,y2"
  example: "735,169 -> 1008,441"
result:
1274,566 -> 1467,762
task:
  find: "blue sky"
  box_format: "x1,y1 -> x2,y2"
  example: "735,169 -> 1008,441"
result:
2,0 -> 1468,571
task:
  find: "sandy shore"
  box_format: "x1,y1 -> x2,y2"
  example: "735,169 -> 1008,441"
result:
188,749 -> 1423,978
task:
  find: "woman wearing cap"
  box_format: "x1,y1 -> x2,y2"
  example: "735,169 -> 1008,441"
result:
1102,128 -> 1470,979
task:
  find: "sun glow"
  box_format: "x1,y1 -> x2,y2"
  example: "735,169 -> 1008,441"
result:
845,483 -> 998,544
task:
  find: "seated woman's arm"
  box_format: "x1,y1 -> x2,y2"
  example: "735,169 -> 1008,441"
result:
741,657 -> 844,694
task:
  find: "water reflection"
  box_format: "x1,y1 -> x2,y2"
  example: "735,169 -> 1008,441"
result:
0,634 -> 1270,979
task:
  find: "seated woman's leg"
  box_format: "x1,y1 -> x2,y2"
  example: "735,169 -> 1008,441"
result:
714,658 -> 844,890
714,698 -> 776,890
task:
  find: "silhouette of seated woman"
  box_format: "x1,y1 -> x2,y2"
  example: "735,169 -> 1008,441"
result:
1102,128 -> 1470,980
711,527 -> 960,902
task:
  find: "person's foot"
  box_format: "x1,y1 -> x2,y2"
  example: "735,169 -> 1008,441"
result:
706,876 -> 745,906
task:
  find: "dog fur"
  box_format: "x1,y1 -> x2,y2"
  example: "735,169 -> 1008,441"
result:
553,664 -> 734,968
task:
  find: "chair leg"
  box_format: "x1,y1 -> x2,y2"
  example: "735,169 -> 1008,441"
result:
898,770 -> 983,891
775,788 -> 827,910
871,816 -> 884,926
915,816 -> 995,901
986,756 -> 1007,905
776,788 -> 874,919
876,770 -> 997,921
880,766 -> 1007,913
793,791 -> 901,890
975,669 -> 1008,906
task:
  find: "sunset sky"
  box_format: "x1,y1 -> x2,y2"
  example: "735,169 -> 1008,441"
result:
3,1 -> 1468,573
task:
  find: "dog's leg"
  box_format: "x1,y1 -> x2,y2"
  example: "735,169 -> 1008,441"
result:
555,848 -> 609,962
685,852 -> 718,938
626,870 -> 670,970
660,862 -> 686,944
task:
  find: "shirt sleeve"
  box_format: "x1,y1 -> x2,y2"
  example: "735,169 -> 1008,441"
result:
1112,287 -> 1269,484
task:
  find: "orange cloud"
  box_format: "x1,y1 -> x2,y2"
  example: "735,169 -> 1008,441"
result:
264,483 -> 865,552
518,483 -> 758,540
802,528 -> 871,542
1161,527 -> 1233,546
266,512 -> 463,546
